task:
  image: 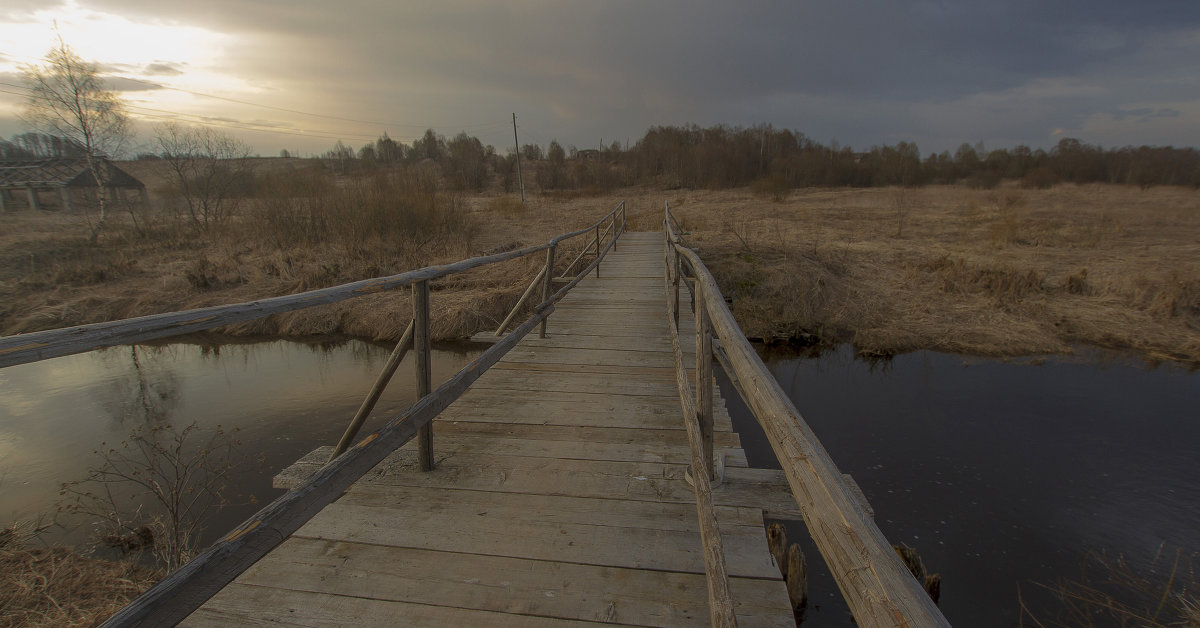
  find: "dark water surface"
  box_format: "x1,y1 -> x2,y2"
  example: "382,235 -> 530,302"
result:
719,345 -> 1200,626
0,339 -> 481,547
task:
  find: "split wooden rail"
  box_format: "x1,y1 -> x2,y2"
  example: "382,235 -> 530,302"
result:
664,202 -> 950,628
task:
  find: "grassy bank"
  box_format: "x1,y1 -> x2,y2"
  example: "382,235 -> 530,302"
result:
667,184 -> 1200,365
1,173 -> 1197,365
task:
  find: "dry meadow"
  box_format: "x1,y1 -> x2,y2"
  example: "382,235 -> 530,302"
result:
1,176 -> 1197,366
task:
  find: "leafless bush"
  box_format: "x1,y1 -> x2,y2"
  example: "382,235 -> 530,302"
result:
58,421 -> 243,571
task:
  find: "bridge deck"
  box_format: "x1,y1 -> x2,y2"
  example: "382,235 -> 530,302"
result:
182,232 -> 796,627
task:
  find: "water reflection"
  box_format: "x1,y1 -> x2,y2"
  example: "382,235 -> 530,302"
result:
720,344 -> 1200,626
0,338 -> 481,547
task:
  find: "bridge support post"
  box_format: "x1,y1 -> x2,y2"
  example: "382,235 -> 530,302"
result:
695,281 -> 714,479
540,243 -> 556,338
413,279 -> 434,471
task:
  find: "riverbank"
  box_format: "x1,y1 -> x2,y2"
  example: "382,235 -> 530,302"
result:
2,183 -> 1197,365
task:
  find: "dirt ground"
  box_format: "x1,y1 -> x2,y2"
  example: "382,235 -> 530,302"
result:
1,178 -> 1197,366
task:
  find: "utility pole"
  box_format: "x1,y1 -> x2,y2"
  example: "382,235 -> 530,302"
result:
512,112 -> 525,204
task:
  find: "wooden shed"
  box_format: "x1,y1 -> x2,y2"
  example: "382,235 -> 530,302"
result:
0,158 -> 148,212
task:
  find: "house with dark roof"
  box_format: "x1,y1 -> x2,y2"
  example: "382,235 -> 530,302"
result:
0,158 -> 147,212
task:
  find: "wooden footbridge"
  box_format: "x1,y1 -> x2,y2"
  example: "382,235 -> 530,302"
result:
0,203 -> 949,627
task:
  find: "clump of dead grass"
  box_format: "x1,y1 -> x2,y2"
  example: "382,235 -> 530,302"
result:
1020,547 -> 1200,628
0,547 -> 161,627
921,255 -> 1046,304
487,195 -> 526,216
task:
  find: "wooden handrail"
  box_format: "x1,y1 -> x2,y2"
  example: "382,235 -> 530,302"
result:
664,203 -> 950,628
664,243 -> 738,627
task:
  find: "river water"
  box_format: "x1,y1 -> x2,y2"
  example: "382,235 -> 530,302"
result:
720,344 -> 1200,626
2,339 -> 1196,624
0,338 -> 480,548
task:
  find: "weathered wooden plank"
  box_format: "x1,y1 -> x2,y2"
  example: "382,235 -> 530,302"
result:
495,345 -> 689,368
334,484 -> 768,531
516,335 -> 678,352
183,583 -> 630,627
470,371 -> 679,397
423,420 -> 744,448
220,538 -> 795,628
293,495 -> 778,579
351,450 -> 803,520
492,361 -> 677,377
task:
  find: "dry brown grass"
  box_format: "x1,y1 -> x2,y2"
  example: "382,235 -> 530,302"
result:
658,183 -> 1200,364
0,547 -> 161,627
3,177 -> 1197,365
0,173 -> 633,342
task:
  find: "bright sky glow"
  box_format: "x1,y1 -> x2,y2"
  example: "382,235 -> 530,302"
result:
0,1 -> 225,75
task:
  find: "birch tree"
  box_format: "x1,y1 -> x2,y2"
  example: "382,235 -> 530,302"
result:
21,37 -> 130,242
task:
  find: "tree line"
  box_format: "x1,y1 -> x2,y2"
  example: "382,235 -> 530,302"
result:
309,124 -> 1200,193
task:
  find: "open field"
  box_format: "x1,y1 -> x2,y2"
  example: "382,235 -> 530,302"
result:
668,184 -> 1200,365
1,171 -> 1197,366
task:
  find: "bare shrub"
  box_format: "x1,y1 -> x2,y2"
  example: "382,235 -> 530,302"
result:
247,167 -> 474,267
1021,167 -> 1060,189
751,174 -> 790,202
58,421 -> 243,571
156,123 -> 255,230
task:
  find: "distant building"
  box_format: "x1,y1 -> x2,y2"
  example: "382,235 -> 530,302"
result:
0,158 -> 147,212
575,149 -> 601,161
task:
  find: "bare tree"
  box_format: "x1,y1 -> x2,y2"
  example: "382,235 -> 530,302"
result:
156,123 -> 253,229
21,36 -> 131,242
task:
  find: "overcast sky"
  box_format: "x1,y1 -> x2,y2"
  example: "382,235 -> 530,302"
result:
2,0 -> 1198,157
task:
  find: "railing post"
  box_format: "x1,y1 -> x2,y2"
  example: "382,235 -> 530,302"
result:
413,279 -> 434,471
613,205 -> 620,251
594,224 -> 601,278
695,281 -> 714,479
672,255 -> 681,328
540,243 -> 556,338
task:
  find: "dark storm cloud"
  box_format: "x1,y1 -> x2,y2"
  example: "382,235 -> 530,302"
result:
70,0 -> 1200,152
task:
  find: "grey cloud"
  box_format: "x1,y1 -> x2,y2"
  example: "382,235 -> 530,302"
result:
66,0 -> 1200,154
103,76 -> 162,92
143,62 -> 185,76
1,1 -> 67,20
1111,107 -> 1182,122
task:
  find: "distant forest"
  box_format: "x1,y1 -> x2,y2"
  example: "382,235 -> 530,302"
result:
6,124 -> 1198,192
306,125 -> 1200,192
